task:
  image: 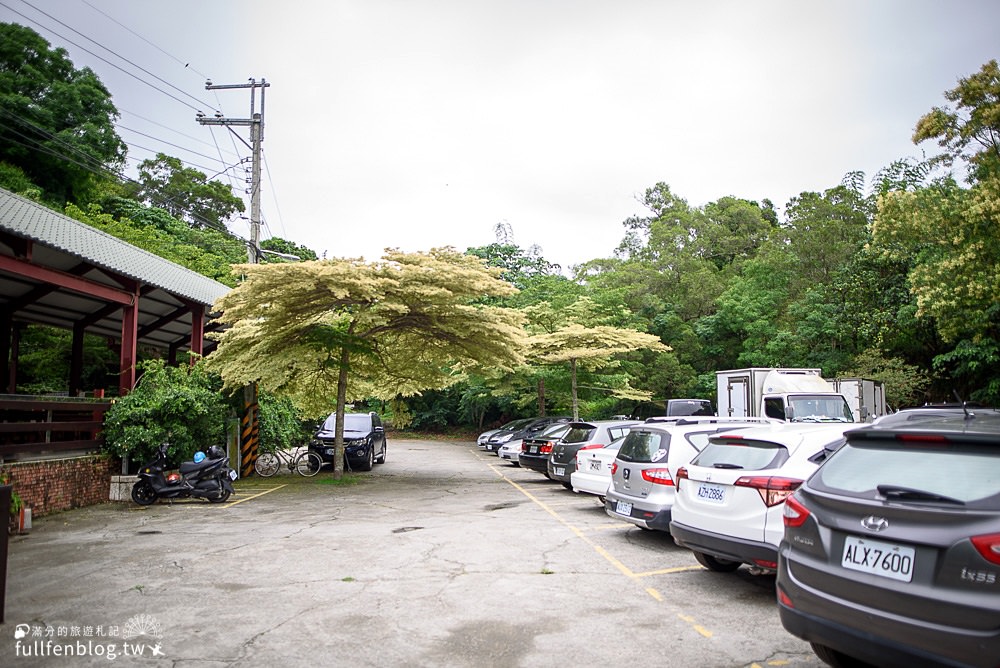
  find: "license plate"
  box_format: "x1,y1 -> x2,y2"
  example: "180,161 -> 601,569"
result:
228,469 -> 238,481
696,483 -> 726,504
841,535 -> 915,582
589,460 -> 601,471
615,500 -> 633,516
529,446 -> 538,454
553,467 -> 565,476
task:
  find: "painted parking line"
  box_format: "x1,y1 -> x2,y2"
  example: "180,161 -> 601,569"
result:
488,458 -> 717,641
224,484 -> 287,507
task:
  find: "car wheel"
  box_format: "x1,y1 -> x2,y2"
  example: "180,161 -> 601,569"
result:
809,643 -> 872,668
597,495 -> 605,504
512,461 -> 520,467
376,441 -> 387,464
693,551 -> 741,573
561,481 -> 573,491
358,445 -> 374,471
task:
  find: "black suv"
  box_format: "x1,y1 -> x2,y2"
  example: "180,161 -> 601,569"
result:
777,409 -> 1000,667
309,412 -> 387,471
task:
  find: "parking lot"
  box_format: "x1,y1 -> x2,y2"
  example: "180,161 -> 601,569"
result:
2,439 -> 825,667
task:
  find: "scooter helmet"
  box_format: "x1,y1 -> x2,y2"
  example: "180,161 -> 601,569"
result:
207,445 -> 225,459
193,451 -> 206,463
166,472 -> 181,484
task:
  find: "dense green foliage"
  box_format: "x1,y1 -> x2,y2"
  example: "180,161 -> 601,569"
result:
0,23 -> 126,204
102,359 -> 228,464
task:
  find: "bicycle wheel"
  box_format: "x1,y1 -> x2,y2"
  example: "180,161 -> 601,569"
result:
295,451 -> 322,477
255,452 -> 281,477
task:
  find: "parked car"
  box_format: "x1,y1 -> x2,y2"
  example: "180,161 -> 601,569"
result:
479,418 -> 534,452
548,420 -> 640,489
483,416 -> 572,455
477,428 -> 502,448
871,402 -> 988,428
519,423 -> 572,474
606,417 -> 778,531
309,411 -> 387,472
570,434 -> 627,502
669,422 -> 852,573
777,412 -> 1000,668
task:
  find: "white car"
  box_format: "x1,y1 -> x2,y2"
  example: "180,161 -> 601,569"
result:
477,428 -> 500,449
605,417 -> 779,531
570,435 -> 626,501
669,422 -> 853,574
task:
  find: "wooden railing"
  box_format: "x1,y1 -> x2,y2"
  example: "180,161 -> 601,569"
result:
0,395 -> 111,457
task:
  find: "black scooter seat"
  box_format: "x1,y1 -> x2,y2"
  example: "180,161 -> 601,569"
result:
179,458 -> 221,475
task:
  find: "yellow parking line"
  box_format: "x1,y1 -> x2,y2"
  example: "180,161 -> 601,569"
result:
489,459 -> 717,640
224,484 -> 287,507
634,565 -> 705,577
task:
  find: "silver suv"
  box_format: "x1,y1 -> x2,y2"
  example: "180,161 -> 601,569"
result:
605,417 -> 777,531
777,410 -> 1000,668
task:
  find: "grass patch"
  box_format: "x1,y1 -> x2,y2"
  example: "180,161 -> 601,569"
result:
341,576 -> 356,582
540,568 -> 554,575
314,475 -> 364,486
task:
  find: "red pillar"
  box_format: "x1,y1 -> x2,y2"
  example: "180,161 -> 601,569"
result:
190,304 -> 204,363
119,289 -> 139,396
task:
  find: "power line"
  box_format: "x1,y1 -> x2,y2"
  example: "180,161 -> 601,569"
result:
79,0 -> 211,82
0,0 -> 215,112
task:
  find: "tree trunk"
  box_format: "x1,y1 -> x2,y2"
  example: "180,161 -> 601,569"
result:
537,377 -> 546,416
333,345 -> 350,479
570,358 -> 579,421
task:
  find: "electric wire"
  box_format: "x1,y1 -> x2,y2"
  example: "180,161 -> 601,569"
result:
2,2 -> 285,244
4,0 -> 216,113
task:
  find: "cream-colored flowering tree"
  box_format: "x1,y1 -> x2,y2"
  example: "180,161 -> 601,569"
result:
206,248 -> 525,477
525,298 -> 670,420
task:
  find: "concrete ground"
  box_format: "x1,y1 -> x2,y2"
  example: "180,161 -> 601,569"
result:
0,439 -> 824,667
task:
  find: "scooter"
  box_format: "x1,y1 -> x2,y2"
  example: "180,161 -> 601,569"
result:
131,443 -> 236,505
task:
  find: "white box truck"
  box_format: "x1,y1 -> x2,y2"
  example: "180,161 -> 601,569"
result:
716,368 -> 869,423
833,377 -> 887,422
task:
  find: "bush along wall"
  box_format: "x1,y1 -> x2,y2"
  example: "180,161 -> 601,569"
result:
3,455 -> 113,517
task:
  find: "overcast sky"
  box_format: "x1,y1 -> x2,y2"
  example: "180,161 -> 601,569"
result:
3,0 -> 999,269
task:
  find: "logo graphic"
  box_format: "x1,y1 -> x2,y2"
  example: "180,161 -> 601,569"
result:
122,614 -> 164,641
14,624 -> 30,639
861,515 -> 889,532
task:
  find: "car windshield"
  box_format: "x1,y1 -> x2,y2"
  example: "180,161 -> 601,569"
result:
499,418 -> 535,432
787,395 -> 854,423
814,442 -> 1000,507
322,414 -> 371,431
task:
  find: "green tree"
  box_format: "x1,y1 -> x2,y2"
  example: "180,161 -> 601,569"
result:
913,59 -> 1000,180
129,153 -> 245,231
261,237 -> 318,262
524,298 -> 669,420
205,248 -> 526,477
102,359 -> 228,464
0,23 -> 126,204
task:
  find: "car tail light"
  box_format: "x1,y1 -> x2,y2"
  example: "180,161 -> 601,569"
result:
783,493 -> 810,527
971,533 -> 1000,565
735,476 -> 802,507
777,586 -> 794,608
611,462 -> 618,475
641,468 -> 675,486
579,444 -> 604,451
753,559 -> 777,569
540,444 -> 553,454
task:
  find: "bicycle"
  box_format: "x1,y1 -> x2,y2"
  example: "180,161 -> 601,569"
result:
254,447 -> 323,477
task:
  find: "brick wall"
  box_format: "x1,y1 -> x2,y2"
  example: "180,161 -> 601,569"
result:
3,456 -> 113,517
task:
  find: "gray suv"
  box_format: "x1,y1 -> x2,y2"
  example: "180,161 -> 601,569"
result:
777,410 -> 1000,668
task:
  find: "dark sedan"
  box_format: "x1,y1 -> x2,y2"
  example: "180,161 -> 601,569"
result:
518,423 -> 571,474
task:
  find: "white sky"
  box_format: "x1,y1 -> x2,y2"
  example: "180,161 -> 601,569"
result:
3,0 -> 998,269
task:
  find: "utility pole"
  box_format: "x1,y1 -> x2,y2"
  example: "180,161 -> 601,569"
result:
196,78 -> 269,262
195,78 -> 270,477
